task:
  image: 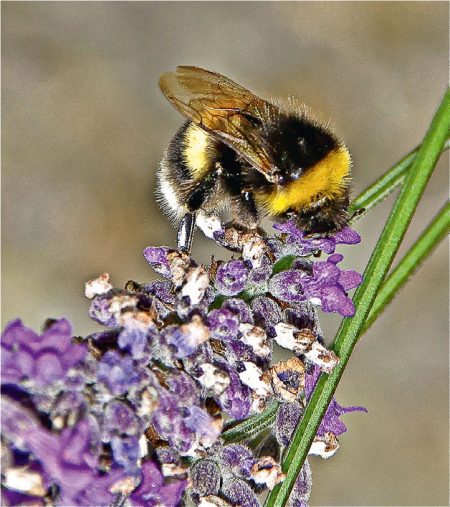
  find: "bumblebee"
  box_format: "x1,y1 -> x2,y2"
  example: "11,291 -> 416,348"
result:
156,66 -> 351,252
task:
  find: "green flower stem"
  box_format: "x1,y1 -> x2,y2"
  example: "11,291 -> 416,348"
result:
264,90 -> 450,507
350,140 -> 449,215
351,149 -> 416,214
362,201 -> 450,333
221,402 -> 279,443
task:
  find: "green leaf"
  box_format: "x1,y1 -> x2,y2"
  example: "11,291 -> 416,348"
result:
221,402 -> 279,443
264,89 -> 450,507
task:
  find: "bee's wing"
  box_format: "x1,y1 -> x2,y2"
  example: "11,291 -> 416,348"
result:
159,66 -> 279,181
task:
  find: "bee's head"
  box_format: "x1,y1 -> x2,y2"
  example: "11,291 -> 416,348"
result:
290,192 -> 350,236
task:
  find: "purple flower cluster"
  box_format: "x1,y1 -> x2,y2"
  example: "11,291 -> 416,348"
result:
1,219 -> 364,506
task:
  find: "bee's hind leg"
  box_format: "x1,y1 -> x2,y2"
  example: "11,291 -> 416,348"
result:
177,212 -> 197,253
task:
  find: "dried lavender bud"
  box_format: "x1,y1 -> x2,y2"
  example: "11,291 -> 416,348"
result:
103,400 -> 140,437
215,260 -> 249,296
219,444 -> 255,479
166,371 -> 200,407
309,432 -> 340,459
222,298 -> 254,324
275,401 -> 303,447
196,363 -> 231,396
250,456 -> 285,490
207,308 -> 240,341
96,350 -> 142,396
238,323 -> 271,360
163,316 -> 210,358
251,296 -> 283,332
221,478 -> 260,507
84,273 -> 113,299
265,358 -> 305,402
180,265 -> 210,305
143,246 -> 172,278
288,460 -> 312,507
190,459 -> 221,498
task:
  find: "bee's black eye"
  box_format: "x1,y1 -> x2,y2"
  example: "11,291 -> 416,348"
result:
297,137 -> 306,150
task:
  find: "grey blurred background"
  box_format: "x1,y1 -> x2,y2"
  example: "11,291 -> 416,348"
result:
2,2 -> 448,505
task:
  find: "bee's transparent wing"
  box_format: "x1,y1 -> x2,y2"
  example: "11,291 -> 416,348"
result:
159,66 -> 279,181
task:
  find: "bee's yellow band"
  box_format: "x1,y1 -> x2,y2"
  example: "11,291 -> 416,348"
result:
184,124 -> 212,178
257,147 -> 351,214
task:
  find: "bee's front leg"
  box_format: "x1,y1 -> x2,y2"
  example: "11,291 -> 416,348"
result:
177,212 -> 197,253
177,172 -> 217,253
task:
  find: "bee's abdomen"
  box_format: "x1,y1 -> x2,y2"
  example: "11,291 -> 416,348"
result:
155,121 -> 218,222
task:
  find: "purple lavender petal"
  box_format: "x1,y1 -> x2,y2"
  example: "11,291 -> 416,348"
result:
273,218 -> 303,241
269,270 -> 306,303
1,398 -> 124,506
1,489 -> 45,506
207,308 -> 240,341
305,366 -> 367,436
103,400 -> 139,437
184,406 -> 220,446
130,460 -> 187,507
89,294 -> 120,327
143,246 -> 172,278
111,435 -> 140,474
273,219 -> 336,254
1,319 -> 87,386
311,261 -> 341,285
338,269 -> 363,291
117,324 -> 150,359
97,351 -> 142,396
333,226 -> 361,245
215,260 -> 249,296
247,256 -> 272,285
143,280 -> 176,304
223,340 -> 260,368
166,372 -> 200,407
163,320 -> 209,359
274,220 -> 360,256
327,253 -> 344,265
314,285 -> 355,317
151,393 -> 195,453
